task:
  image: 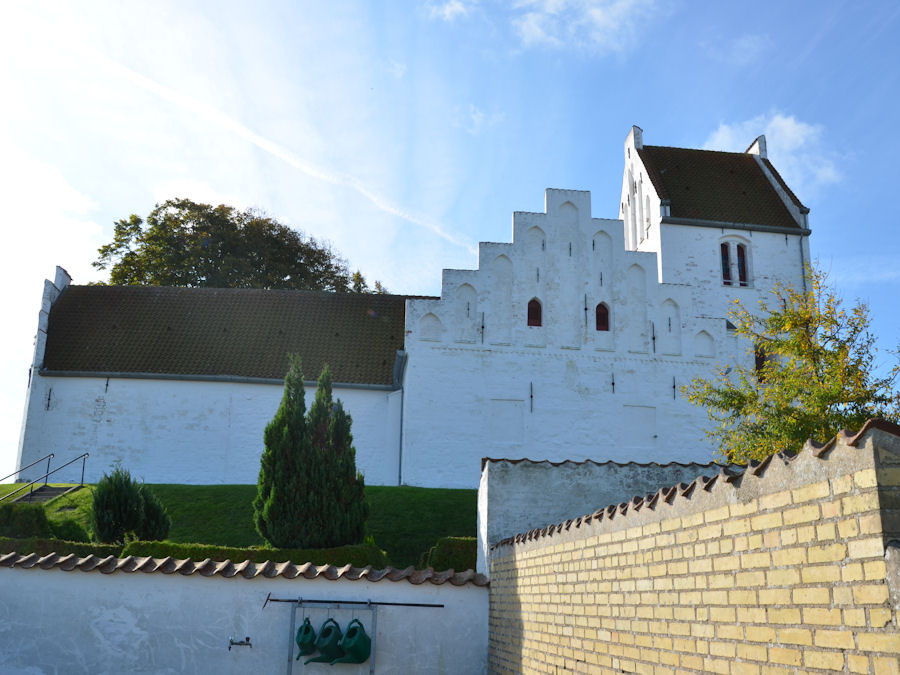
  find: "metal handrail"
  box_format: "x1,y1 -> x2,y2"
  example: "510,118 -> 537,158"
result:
0,453 -> 89,503
0,453 -> 54,484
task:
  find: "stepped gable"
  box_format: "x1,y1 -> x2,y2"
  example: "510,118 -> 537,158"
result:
637,144 -> 805,229
42,285 -> 412,386
493,418 -> 900,549
0,552 -> 489,587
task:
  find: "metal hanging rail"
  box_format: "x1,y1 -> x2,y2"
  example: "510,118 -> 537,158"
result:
0,453 -> 89,503
0,453 -> 53,484
263,593 -> 444,610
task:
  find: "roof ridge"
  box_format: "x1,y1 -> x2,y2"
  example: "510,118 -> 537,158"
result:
67,284 -> 419,300
642,144 -> 755,156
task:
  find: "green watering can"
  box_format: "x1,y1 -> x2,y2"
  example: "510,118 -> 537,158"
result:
305,618 -> 344,664
295,617 -> 317,659
332,618 -> 371,665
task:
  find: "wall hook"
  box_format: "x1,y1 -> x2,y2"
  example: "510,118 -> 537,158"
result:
229,636 -> 252,651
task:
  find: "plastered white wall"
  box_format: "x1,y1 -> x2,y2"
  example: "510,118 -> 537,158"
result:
17,375 -> 401,486
401,188 -> 796,488
476,459 -> 720,574
0,566 -> 488,674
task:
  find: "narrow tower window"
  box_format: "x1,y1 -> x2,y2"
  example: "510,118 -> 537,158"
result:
737,244 -> 748,286
527,298 -> 542,327
720,243 -> 732,285
595,303 -> 610,331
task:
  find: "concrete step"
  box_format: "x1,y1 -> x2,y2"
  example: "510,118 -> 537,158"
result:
15,485 -> 81,504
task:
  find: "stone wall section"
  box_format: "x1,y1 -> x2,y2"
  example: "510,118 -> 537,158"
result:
489,421 -> 900,674
477,458 -> 723,575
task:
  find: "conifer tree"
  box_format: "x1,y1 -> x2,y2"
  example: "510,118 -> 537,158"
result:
253,357 -> 368,548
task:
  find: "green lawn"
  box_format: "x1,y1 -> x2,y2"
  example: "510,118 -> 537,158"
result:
365,486 -> 476,568
2,483 -> 477,568
150,484 -> 263,548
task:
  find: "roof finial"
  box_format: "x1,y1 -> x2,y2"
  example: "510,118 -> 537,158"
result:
627,125 -> 643,150
746,134 -> 767,158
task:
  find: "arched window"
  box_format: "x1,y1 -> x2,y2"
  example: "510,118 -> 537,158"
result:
720,243 -> 732,285
527,298 -> 542,327
595,303 -> 609,331
720,239 -> 752,287
737,244 -> 748,286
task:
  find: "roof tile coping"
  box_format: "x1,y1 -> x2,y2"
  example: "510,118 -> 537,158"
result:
492,418 -> 900,551
481,457 -> 724,471
0,553 -> 488,587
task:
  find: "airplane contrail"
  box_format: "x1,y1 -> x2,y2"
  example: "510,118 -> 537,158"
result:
86,46 -> 477,254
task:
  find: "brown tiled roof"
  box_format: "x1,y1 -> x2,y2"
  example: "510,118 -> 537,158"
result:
493,418 -> 900,549
637,145 -> 806,229
43,286 -> 410,386
0,553 -> 489,586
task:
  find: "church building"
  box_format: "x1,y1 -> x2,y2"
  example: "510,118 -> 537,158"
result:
16,127 -> 811,489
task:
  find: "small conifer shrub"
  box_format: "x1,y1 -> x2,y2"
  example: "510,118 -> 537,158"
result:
91,467 -> 170,543
253,357 -> 368,549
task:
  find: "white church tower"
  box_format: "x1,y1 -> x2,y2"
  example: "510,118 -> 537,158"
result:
400,127 -> 811,487
16,126 -> 812,490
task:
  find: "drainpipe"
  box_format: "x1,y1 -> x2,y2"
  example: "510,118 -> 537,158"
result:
393,350 -> 409,486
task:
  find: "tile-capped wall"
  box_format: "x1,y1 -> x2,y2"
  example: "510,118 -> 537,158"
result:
489,421 -> 900,674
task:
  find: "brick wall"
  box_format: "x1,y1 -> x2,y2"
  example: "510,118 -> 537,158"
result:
489,421 -> 900,674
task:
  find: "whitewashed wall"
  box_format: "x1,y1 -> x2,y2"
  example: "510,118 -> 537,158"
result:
401,188 -> 785,488
17,374 -> 401,486
0,566 -> 488,674
476,458 -> 721,574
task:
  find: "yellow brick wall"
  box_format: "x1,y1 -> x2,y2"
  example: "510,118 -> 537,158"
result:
488,427 -> 900,674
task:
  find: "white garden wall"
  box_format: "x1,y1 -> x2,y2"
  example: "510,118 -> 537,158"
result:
0,565 -> 488,674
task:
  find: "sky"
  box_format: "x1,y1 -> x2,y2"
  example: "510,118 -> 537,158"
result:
1,0 -> 899,478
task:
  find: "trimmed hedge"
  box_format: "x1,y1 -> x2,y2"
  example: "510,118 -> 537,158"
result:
0,502 -> 52,538
121,540 -> 391,567
0,537 -> 120,558
0,537 -> 392,569
49,519 -> 90,542
419,536 -> 476,571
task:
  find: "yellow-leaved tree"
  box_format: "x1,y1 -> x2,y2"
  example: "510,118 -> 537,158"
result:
685,267 -> 899,464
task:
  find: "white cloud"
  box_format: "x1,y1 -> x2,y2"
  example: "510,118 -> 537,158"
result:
453,104 -> 506,136
388,60 -> 407,79
151,180 -> 249,211
512,0 -> 656,53
701,33 -> 773,66
429,0 -> 473,22
0,136 -> 107,478
729,34 -> 772,66
703,113 -> 841,197
69,44 -> 474,254
826,256 -> 900,288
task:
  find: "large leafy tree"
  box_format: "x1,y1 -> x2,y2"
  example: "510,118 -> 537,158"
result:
93,198 -> 354,291
685,267 -> 899,464
253,357 -> 368,549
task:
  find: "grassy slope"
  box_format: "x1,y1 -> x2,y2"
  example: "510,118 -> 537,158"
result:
150,484 -> 263,548
1,484 -> 94,535
3,483 -> 477,568
365,486 -> 476,568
